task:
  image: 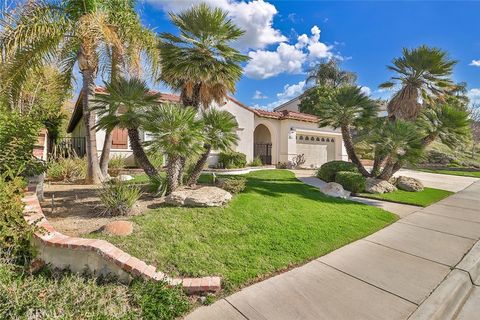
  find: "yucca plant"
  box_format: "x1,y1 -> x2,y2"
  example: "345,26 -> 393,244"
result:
98,179 -> 142,216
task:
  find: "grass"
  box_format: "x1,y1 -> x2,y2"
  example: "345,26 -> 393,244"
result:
358,187 -> 453,207
415,168 -> 480,178
92,170 -> 396,292
0,262 -> 190,320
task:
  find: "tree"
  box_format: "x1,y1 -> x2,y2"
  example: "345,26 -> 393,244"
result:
306,59 -> 357,88
0,0 -> 138,184
312,86 -> 378,176
143,105 -> 204,193
158,3 -> 248,109
92,77 -> 160,178
379,46 -> 457,121
469,104 -> 480,157
187,109 -> 239,186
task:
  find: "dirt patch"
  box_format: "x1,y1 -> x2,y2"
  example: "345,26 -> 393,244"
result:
40,183 -> 164,237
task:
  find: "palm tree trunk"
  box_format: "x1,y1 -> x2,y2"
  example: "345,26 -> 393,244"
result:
166,154 -> 180,194
177,156 -> 186,185
378,159 -> 403,181
340,125 -> 370,177
187,145 -> 211,186
81,66 -> 103,184
127,128 -> 158,178
371,151 -> 385,177
99,129 -> 113,177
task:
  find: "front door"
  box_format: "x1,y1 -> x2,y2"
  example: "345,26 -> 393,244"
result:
254,143 -> 272,165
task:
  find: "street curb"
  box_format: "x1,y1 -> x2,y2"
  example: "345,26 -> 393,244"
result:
408,240 -> 480,320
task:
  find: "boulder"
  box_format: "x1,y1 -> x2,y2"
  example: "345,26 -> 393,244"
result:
365,178 -> 397,194
118,174 -> 134,182
320,182 -> 350,199
165,187 -> 232,207
396,176 -> 424,192
103,220 -> 133,236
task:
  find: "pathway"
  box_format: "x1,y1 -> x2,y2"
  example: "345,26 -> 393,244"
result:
186,171 -> 480,320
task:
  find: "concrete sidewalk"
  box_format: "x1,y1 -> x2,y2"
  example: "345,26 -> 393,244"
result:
186,176 -> 480,320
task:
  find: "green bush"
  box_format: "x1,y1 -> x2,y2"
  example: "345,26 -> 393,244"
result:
98,179 -> 142,216
146,150 -> 164,169
248,156 -> 263,167
0,263 -> 190,319
0,174 -> 33,265
317,161 -> 358,182
276,162 -> 288,169
47,157 -> 87,182
218,151 -> 247,169
108,155 -> 126,171
335,171 -> 366,194
218,176 -> 247,194
0,112 -> 44,176
423,150 -> 454,165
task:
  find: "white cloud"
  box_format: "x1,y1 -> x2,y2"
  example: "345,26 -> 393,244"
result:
468,88 -> 480,105
252,90 -> 267,99
145,0 -> 286,50
244,25 -> 335,79
360,86 -> 371,96
469,60 -> 480,67
257,80 -> 306,110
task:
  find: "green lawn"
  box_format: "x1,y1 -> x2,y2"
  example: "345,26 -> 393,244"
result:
93,170 -> 396,292
358,187 -> 453,207
416,168 -> 480,178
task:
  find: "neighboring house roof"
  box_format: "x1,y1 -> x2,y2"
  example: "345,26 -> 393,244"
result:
273,95 -> 302,112
67,87 -> 318,133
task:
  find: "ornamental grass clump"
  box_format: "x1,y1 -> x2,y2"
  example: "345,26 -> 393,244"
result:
98,179 -> 142,216
47,157 -> 87,182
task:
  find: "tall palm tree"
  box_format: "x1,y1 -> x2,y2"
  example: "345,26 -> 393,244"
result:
379,45 -> 457,121
97,0 -> 160,177
316,86 -> 378,177
92,77 -> 160,178
306,59 -> 357,88
0,0 -> 129,184
187,109 -> 239,186
158,3 -> 248,109
143,104 -> 204,193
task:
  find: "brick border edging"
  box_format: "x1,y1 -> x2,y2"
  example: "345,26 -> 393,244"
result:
22,186 -> 221,294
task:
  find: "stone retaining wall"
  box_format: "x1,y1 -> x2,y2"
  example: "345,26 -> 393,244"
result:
22,186 -> 221,294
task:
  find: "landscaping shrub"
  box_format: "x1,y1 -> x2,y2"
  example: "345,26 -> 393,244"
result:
248,156 -> 263,167
98,179 -> 142,216
276,162 -> 288,169
108,155 -> 126,176
0,174 -> 33,265
218,151 -> 247,169
218,176 -> 247,194
47,157 -> 87,182
149,174 -> 167,196
335,171 -> 366,194
423,150 -> 454,165
317,160 -> 358,182
146,150 -> 164,169
0,112 -> 44,176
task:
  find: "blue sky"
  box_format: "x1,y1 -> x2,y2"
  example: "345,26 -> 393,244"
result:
137,0 -> 480,110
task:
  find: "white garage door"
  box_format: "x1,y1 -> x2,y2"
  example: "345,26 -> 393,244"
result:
296,135 -> 336,168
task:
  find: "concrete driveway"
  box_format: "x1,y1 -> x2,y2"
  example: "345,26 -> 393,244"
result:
186,172 -> 480,320
393,168 -> 478,192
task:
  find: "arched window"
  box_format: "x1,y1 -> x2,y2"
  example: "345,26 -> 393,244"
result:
331,138 -> 335,142
321,137 -> 325,142
316,137 -> 320,141
299,135 -> 304,140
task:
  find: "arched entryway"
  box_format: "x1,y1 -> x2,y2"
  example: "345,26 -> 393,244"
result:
254,124 -> 272,165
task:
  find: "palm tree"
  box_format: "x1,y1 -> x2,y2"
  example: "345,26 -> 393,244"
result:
187,109 -> 239,186
143,104 -> 204,193
92,77 -> 160,178
0,0 -> 130,184
97,1 -> 160,177
306,59 -> 357,88
418,103 -> 471,147
316,86 -> 378,177
158,3 -> 248,109
379,45 -> 457,121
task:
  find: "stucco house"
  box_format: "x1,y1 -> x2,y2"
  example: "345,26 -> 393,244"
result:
66,88 -> 347,169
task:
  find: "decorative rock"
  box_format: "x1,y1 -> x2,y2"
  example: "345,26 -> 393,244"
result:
118,175 -> 133,182
320,182 -> 350,199
396,176 -> 424,192
365,178 -> 397,194
103,220 -> 133,236
166,187 -> 232,207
